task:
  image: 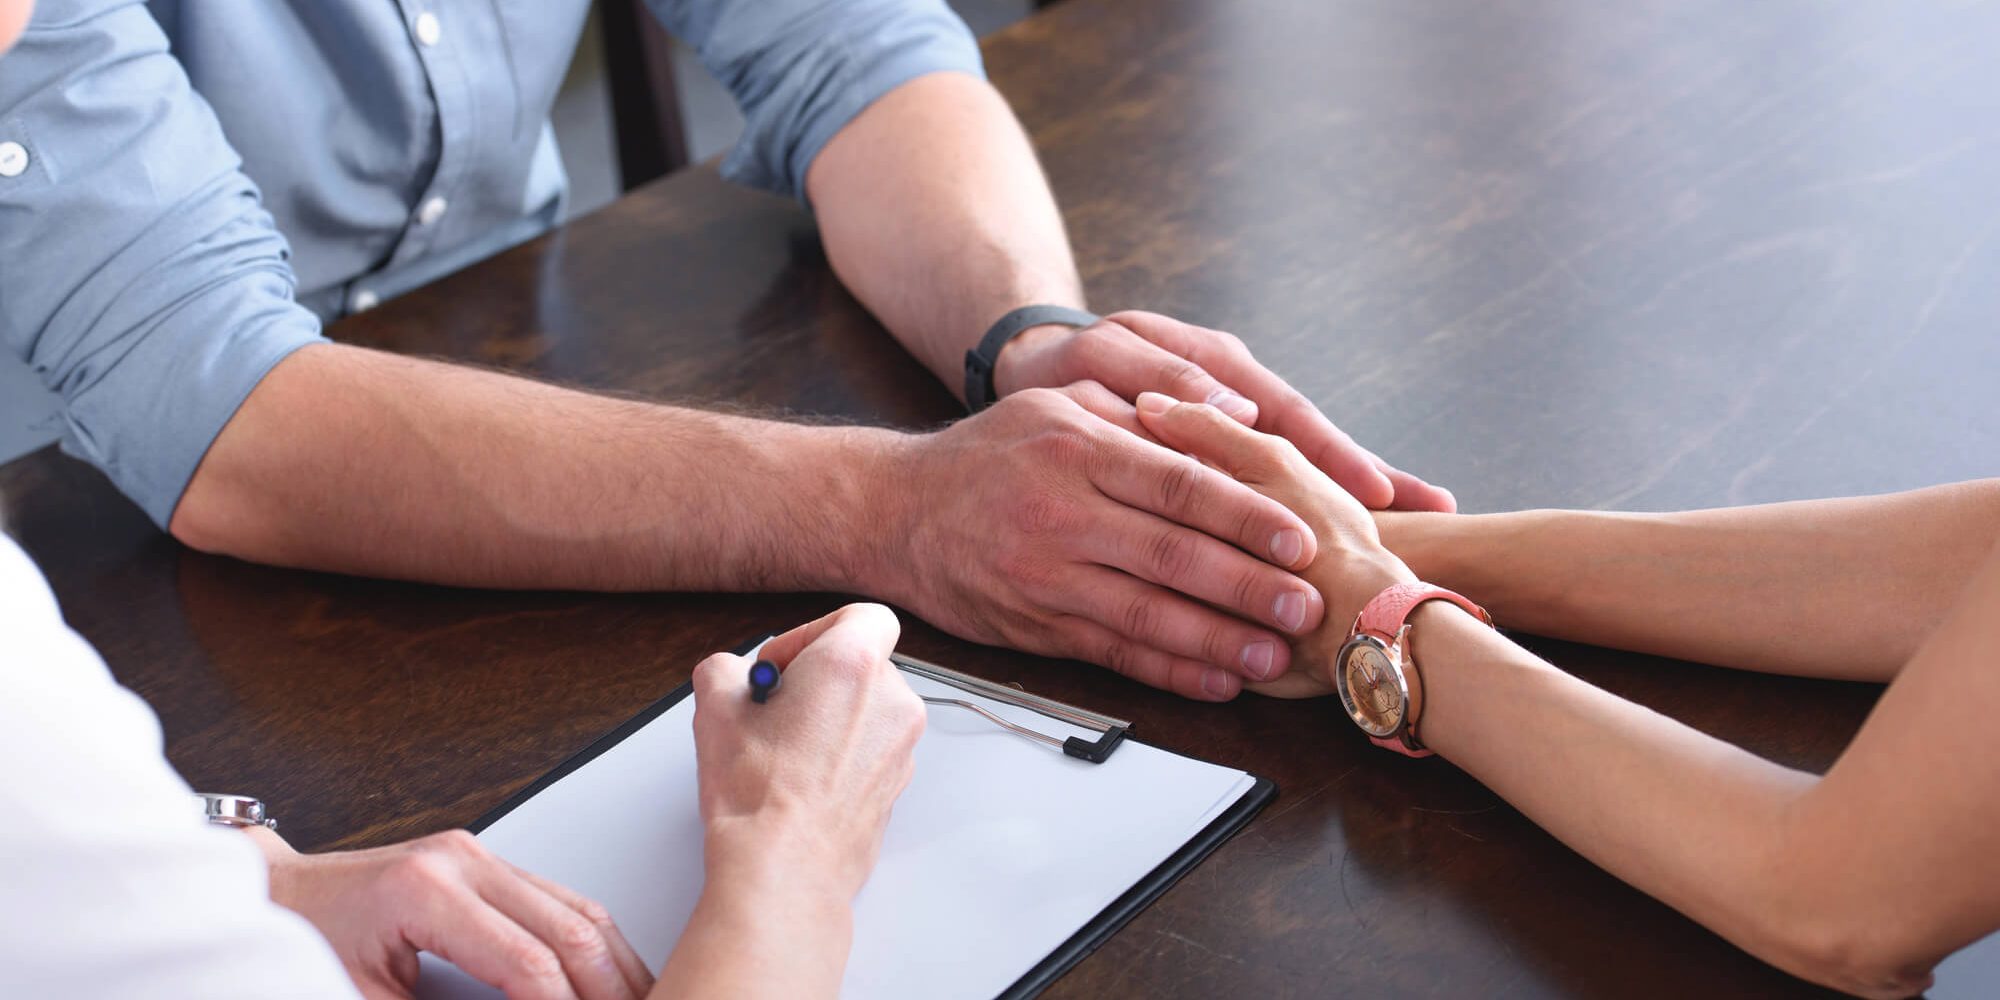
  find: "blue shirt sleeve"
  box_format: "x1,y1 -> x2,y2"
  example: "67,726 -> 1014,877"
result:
646,0 -> 986,203
0,0 -> 326,529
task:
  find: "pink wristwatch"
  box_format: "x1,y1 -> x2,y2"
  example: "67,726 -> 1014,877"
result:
1334,582 -> 1493,757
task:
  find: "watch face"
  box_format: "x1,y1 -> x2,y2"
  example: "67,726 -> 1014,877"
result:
1336,636 -> 1406,738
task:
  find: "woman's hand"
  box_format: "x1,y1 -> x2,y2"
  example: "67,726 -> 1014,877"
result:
689,602 -> 925,900
1135,392 -> 1417,697
251,826 -> 651,1000
660,603 -> 926,999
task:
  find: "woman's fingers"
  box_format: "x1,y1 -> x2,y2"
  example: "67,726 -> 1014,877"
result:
514,867 -> 655,998
393,849 -> 578,1000
1116,312 -> 1396,507
472,863 -> 644,1000
1135,391 -> 1297,479
1372,451 -> 1458,512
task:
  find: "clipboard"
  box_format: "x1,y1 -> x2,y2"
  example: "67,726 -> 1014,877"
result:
425,637 -> 1277,1000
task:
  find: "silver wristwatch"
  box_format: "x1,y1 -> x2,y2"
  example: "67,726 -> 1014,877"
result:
195,792 -> 278,830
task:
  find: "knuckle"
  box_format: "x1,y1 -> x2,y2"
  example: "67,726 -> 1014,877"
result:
1228,567 -> 1262,616
1201,621 -> 1236,663
553,913 -> 606,955
1231,502 -> 1261,548
573,895 -> 614,928
426,828 -> 481,858
1153,458 -> 1204,515
1008,486 -> 1082,538
814,643 -> 881,683
1145,528 -> 1199,582
508,941 -> 565,983
1119,594 -> 1163,641
692,652 -> 736,686
1026,425 -> 1096,468
830,601 -> 897,633
896,691 -> 929,740
1267,432 -> 1308,466
1065,377 -> 1115,409
997,546 -> 1059,593
391,850 -> 459,892
1238,434 -> 1293,475
1099,637 -> 1139,679
1159,358 -> 1211,393
1008,385 -> 1068,416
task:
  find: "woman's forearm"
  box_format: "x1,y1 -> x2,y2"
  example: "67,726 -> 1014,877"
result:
1402,535 -> 2000,997
1378,480 -> 2000,679
654,839 -> 855,1000
1405,605 -> 1933,997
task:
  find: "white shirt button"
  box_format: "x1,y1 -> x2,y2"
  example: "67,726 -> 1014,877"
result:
349,289 -> 380,313
416,196 -> 448,227
0,142 -> 28,178
414,11 -> 441,47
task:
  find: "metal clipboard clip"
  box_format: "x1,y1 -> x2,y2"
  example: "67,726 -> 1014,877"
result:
891,652 -> 1131,763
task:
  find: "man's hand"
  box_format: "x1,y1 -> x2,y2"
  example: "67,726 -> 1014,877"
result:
992,310 -> 1457,513
874,383 -> 1327,701
250,827 -> 652,1000
1134,392 -> 1419,699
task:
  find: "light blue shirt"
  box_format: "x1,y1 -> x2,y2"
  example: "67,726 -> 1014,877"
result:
0,0 -> 982,527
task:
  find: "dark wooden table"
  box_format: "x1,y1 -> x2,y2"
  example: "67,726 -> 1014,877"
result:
5,0 -> 1997,995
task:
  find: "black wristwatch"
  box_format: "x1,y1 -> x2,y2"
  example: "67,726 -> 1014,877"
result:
963,305 -> 1100,412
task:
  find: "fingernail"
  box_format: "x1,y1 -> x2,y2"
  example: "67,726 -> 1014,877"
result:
1241,640 -> 1276,680
1136,391 -> 1174,416
1274,590 -> 1307,632
1269,528 -> 1304,566
1206,388 -> 1256,419
1202,668 -> 1232,698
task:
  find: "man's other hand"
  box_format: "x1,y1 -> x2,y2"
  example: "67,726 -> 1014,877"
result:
991,310 -> 1456,513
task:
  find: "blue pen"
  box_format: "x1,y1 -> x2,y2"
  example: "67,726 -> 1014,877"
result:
748,659 -> 781,703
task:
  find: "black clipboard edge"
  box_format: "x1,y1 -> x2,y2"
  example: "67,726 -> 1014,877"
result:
465,681 -> 696,835
458,635 -> 1280,1000
998,775 -> 1277,999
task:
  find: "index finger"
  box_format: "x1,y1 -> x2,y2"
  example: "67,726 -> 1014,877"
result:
755,602 -> 902,674
1082,418 -> 1318,572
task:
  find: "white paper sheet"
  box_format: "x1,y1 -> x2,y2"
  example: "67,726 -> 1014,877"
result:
417,667 -> 1257,1000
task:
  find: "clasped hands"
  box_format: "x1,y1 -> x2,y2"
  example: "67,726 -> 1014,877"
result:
872,309 -> 1448,700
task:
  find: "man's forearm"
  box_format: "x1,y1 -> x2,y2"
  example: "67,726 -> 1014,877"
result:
1377,481 -> 2000,679
172,343 -> 906,592
807,71 -> 1085,395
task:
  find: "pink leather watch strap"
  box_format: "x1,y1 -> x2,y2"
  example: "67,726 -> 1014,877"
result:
1356,582 -> 1492,642
1354,582 -> 1493,757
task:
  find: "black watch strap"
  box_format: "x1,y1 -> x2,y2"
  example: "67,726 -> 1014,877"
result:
963,305 -> 1100,412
